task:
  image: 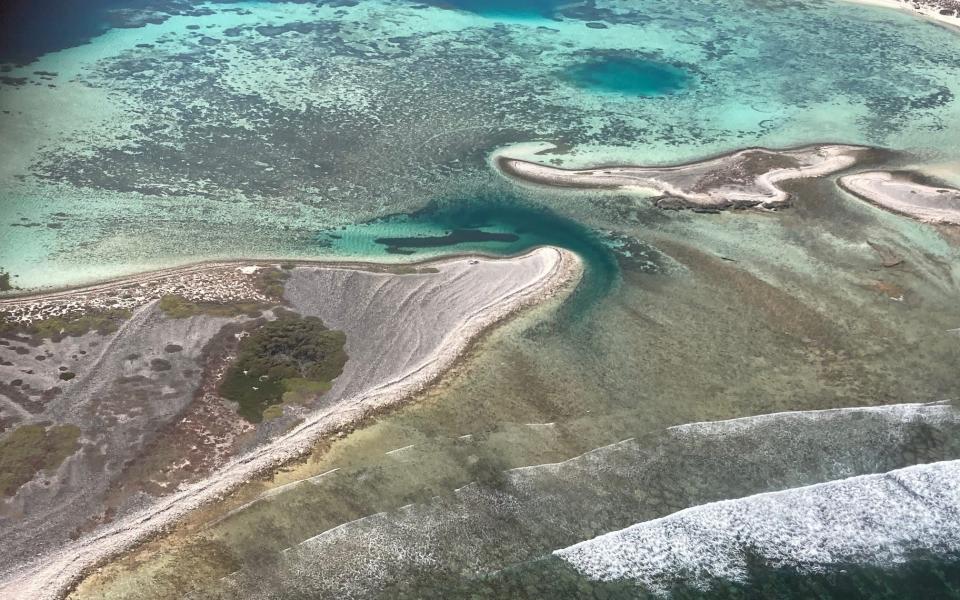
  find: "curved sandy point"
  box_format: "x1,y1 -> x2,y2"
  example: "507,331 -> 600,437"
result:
839,170 -> 960,225
0,247 -> 583,600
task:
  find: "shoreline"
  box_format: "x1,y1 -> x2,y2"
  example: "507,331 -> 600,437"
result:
0,247 -> 584,600
840,0 -> 960,30
838,171 -> 960,225
0,251 -> 526,304
494,144 -> 872,210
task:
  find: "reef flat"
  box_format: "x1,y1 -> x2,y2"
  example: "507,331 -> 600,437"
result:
840,170 -> 960,225
0,248 -> 580,600
496,145 -> 869,210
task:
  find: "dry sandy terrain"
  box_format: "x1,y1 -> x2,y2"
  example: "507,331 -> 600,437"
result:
495,145 -> 869,210
0,247 -> 581,600
839,171 -> 960,225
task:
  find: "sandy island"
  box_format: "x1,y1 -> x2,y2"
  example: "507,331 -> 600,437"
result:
0,247 -> 582,600
839,171 -> 960,225
495,145 -> 870,211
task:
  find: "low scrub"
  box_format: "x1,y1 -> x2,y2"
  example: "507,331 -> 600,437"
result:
0,424 -> 80,496
158,295 -> 265,319
219,314 -> 347,423
0,309 -> 131,341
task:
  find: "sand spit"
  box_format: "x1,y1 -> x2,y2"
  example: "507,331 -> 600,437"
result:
842,0 -> 960,29
839,170 -> 960,225
0,247 -> 581,600
495,145 -> 869,211
556,459 -> 960,593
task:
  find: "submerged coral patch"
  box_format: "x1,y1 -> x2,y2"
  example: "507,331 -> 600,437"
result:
564,57 -> 692,97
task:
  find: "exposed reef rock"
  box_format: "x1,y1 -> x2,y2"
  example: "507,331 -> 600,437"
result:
839,170 -> 960,225
496,145 -> 870,211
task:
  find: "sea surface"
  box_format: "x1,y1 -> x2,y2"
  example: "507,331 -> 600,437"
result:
2,0 -> 960,598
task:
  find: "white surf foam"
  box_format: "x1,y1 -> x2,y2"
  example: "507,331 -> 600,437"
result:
555,459 -> 960,593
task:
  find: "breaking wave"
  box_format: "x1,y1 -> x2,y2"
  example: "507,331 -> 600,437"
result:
556,459 -> 960,593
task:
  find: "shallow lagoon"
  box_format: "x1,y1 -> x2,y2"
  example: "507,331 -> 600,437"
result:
2,0 -> 960,286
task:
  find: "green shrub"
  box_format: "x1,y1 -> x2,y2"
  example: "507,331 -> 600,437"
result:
0,308 -> 131,340
252,268 -> 290,299
219,314 -> 347,423
158,295 -> 266,319
0,424 -> 80,496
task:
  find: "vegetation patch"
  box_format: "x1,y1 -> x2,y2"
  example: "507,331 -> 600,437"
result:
252,267 -> 290,299
384,265 -> 441,275
0,308 -> 131,341
218,314 -> 347,423
281,378 -> 332,405
158,295 -> 266,319
0,424 -> 81,496
150,358 -> 172,372
261,404 -> 285,420
0,269 -> 14,292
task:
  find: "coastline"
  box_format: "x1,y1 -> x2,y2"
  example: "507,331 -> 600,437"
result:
840,0 -> 960,30
494,144 -> 871,210
838,171 -> 960,225
0,252 -> 526,303
0,247 -> 584,600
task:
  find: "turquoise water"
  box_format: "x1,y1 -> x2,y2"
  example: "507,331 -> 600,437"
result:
565,57 -> 692,96
429,0 -> 573,18
325,198 -> 623,318
3,0 -> 960,286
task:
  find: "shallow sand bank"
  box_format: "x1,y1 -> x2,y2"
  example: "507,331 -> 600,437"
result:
839,170 -> 960,225
0,247 -> 582,600
495,145 -> 869,211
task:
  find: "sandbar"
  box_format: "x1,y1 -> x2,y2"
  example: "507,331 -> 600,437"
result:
496,145 -> 870,211
839,170 -> 960,225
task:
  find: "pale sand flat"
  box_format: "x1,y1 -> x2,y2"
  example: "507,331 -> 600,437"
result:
839,170 -> 960,225
496,145 -> 869,210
